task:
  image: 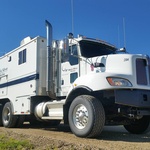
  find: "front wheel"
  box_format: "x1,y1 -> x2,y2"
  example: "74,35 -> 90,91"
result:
2,102 -> 17,128
124,116 -> 150,134
68,95 -> 105,138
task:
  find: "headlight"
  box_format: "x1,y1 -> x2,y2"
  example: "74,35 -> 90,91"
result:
107,77 -> 132,87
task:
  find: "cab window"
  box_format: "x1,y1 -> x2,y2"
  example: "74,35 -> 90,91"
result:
69,45 -> 78,65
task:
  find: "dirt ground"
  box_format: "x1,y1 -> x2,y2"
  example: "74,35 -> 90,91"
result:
0,123 -> 150,150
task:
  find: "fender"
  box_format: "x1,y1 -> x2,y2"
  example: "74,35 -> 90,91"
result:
65,85 -> 93,104
0,98 -> 10,111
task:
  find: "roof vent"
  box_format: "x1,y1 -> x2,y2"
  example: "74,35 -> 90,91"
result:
20,36 -> 32,45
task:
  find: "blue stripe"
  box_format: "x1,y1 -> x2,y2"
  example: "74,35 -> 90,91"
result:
0,74 -> 39,88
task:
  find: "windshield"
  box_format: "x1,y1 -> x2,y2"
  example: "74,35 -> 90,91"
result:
79,40 -> 116,58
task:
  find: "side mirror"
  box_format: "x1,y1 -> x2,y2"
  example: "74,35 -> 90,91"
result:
59,39 -> 70,62
59,38 -> 69,54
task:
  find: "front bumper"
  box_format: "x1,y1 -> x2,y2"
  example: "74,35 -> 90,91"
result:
115,89 -> 150,108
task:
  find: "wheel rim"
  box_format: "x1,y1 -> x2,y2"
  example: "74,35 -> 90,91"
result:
73,104 -> 88,129
3,107 -> 10,124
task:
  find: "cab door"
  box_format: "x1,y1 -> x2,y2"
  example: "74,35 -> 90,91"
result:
61,45 -> 79,96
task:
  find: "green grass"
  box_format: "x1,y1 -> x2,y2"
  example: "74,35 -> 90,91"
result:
0,134 -> 34,150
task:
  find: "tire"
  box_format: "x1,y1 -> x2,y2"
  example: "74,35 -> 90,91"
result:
68,95 -> 105,138
2,102 -> 17,128
124,116 -> 150,134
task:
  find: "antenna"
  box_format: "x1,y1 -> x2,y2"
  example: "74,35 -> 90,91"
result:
71,0 -> 74,34
123,17 -> 126,48
118,25 -> 120,48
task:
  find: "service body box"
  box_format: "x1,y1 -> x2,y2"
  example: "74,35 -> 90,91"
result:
0,36 -> 47,114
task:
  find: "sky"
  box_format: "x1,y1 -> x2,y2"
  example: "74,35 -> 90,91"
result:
0,0 -> 150,56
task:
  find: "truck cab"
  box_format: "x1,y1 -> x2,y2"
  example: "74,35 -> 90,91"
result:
61,35 -> 117,96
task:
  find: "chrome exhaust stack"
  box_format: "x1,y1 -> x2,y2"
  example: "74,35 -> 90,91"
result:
45,20 -> 56,99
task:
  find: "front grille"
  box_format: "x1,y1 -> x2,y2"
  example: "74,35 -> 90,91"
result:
136,58 -> 148,85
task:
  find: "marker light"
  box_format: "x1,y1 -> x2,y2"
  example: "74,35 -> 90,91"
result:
107,77 -> 132,87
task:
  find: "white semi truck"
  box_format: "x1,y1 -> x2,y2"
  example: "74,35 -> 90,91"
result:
0,20 -> 150,138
